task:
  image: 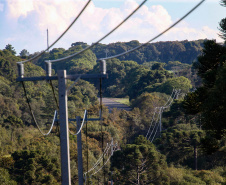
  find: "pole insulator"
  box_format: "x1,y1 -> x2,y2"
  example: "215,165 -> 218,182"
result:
99,60 -> 106,74
45,61 -> 52,77
17,63 -> 24,78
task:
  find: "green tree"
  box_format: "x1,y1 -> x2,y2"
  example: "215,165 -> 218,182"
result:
155,129 -> 204,170
184,39 -> 226,141
5,44 -> 16,55
0,168 -> 17,185
11,150 -> 60,185
219,1 -> 226,41
111,135 -> 168,185
155,76 -> 192,95
151,62 -> 165,70
19,49 -> 29,59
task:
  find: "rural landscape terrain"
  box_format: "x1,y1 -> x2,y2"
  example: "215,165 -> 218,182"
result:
0,0 -> 226,185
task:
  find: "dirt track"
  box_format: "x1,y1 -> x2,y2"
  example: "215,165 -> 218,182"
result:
100,98 -> 132,112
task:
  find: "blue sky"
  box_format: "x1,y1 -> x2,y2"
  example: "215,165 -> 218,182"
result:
0,0 -> 225,54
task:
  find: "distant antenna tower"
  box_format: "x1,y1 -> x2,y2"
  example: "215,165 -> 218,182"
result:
47,29 -> 49,51
105,49 -> 109,58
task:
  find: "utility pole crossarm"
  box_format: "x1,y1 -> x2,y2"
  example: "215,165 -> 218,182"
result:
16,74 -> 108,82
16,60 -> 107,185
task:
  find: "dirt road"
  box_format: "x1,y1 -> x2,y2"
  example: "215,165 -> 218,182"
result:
100,98 -> 132,112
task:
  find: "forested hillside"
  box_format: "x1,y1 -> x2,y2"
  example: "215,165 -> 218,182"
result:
0,13 -> 226,184
72,39 -> 205,65
94,39 -> 204,64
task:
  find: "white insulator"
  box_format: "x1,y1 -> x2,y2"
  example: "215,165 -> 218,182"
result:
99,60 -> 106,74
45,61 -> 52,77
17,63 -> 24,78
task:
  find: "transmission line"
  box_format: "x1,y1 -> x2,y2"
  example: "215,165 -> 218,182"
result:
146,89 -> 181,141
90,141 -> 116,176
69,110 -> 87,135
84,143 -> 111,175
19,0 -> 91,64
48,0 -> 148,63
145,108 -> 158,138
99,0 -> 205,61
21,81 -> 57,136
147,108 -> 162,141
150,108 -> 162,142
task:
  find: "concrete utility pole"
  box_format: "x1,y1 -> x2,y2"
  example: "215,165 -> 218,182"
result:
16,60 -> 107,185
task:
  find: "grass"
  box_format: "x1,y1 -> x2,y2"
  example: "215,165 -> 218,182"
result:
111,98 -> 130,106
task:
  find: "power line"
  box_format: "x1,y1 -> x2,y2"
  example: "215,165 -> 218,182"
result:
21,81 -> 57,136
146,89 -> 181,141
69,110 -> 87,135
147,108 -> 161,141
99,0 -> 205,61
49,80 -> 59,109
90,140 -> 116,176
145,108 -> 158,138
163,89 -> 175,107
48,0 -> 148,63
146,91 -> 174,139
84,143 -> 111,175
19,0 -> 91,64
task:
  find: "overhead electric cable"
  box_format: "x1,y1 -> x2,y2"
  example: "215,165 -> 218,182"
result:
147,108 -> 161,141
99,0 -> 205,61
91,147 -> 116,176
163,89 -> 181,109
84,143 -> 111,175
151,115 -> 161,142
67,75 -> 81,94
69,110 -> 87,135
32,110 -> 57,136
151,107 -> 162,142
49,0 -> 148,63
145,108 -> 157,138
163,89 -> 175,107
49,80 -> 59,109
146,89 -> 179,139
19,0 -> 91,64
21,81 -> 57,135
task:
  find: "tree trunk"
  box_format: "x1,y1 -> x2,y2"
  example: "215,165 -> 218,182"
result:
137,166 -> 140,185
194,143 -> 197,170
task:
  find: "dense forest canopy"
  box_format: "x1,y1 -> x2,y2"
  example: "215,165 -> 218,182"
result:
0,1 -> 226,182
77,39 -> 205,65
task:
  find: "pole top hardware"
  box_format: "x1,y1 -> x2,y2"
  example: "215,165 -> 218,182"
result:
99,60 -> 106,75
17,62 -> 24,78
45,60 -> 52,77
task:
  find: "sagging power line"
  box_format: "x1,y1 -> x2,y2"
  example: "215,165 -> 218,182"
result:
99,0 -> 205,61
146,89 -> 181,142
47,0 -> 148,63
16,0 -> 206,184
20,0 -> 91,64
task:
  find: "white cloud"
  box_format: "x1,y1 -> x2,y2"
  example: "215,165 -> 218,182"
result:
4,0 -> 222,53
7,0 -> 34,18
0,3 -> 4,11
